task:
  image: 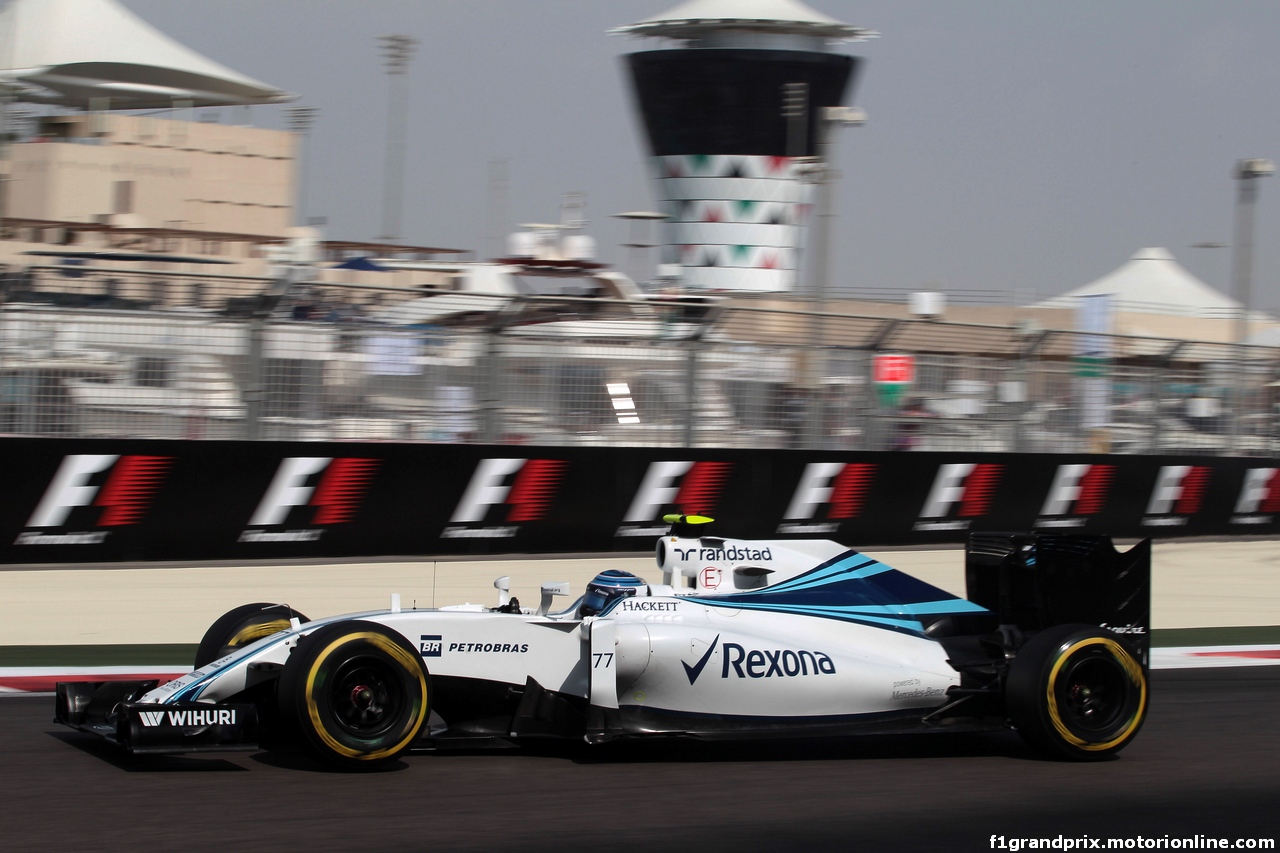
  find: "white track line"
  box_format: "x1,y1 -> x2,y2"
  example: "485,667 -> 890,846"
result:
1151,645 -> 1280,669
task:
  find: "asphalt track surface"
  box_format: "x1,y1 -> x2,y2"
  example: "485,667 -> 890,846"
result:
2,669 -> 1277,853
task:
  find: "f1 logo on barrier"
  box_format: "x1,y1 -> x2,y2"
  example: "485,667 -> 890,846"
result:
778,462 -> 875,534
615,461 -> 732,538
241,457 -> 379,542
1233,468 -> 1280,525
624,461 -> 732,522
448,458 -> 567,525
1035,464 -> 1115,528
914,463 -> 1003,532
18,454 -> 172,545
1142,465 -> 1211,528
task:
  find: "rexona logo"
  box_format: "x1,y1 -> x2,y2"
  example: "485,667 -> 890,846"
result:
682,635 -> 837,685
1231,467 -> 1280,526
615,460 -> 732,538
1034,464 -> 1115,529
138,709 -> 237,727
1141,465 -> 1211,528
440,458 -> 567,540
240,457 -> 379,543
913,463 -> 1003,532
778,462 -> 875,534
17,454 -> 172,546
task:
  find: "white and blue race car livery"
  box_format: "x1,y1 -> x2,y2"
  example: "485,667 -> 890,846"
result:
56,518 -> 1151,767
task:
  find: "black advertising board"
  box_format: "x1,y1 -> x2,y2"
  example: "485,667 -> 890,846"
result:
0,438 -> 1277,564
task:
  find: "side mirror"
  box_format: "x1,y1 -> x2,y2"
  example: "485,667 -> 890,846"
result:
538,581 -> 571,616
494,576 -> 511,608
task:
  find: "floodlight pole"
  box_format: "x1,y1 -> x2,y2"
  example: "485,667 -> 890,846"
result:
286,106 -> 319,227
1229,158 -> 1273,454
379,35 -> 417,243
799,103 -> 865,450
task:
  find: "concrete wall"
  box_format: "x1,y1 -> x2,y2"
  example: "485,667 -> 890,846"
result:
2,538 -> 1276,646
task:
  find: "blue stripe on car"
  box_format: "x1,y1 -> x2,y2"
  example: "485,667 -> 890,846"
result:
686,549 -> 989,635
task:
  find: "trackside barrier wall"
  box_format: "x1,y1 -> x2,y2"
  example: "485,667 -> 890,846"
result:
3,438 -> 1279,563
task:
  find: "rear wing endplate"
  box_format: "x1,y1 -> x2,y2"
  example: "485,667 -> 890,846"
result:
964,533 -> 1151,667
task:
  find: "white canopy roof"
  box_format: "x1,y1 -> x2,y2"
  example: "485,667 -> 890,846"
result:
1035,248 -> 1242,318
612,0 -> 876,41
0,0 -> 293,108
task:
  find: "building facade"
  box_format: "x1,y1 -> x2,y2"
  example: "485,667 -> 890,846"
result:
5,112 -> 294,238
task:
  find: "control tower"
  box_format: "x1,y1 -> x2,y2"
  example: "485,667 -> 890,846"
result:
612,0 -> 873,293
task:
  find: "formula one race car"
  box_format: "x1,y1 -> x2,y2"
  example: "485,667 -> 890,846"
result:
55,518 -> 1151,769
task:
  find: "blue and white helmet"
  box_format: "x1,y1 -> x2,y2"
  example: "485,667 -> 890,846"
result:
581,569 -> 645,617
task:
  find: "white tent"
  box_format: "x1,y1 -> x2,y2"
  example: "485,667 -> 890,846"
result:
0,0 -> 292,108
1034,248 -> 1241,319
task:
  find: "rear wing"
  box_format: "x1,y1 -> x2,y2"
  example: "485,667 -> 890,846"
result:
964,533 -> 1151,667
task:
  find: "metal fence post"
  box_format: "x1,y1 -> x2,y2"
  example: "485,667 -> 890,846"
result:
1012,356 -> 1028,453
0,273 -> 8,433
479,324 -> 503,444
478,301 -> 523,444
243,268 -> 302,441
802,343 -> 824,450
858,349 -> 882,450
1271,360 -> 1280,457
244,314 -> 265,440
683,333 -> 700,449
1015,329 -> 1050,453
1147,364 -> 1162,454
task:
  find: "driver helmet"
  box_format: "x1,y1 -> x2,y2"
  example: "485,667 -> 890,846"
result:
580,569 -> 645,617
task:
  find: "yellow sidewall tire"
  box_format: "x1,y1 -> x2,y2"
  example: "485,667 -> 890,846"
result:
1044,637 -> 1147,752
280,620 -> 429,770
1007,624 -> 1148,761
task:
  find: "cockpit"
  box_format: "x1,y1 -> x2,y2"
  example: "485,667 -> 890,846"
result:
485,570 -> 678,620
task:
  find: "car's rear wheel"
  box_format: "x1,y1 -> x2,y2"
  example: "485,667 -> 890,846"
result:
277,620 -> 429,770
1006,624 -> 1148,761
194,602 -> 309,669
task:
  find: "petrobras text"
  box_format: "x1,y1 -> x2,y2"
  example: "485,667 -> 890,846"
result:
448,642 -> 529,654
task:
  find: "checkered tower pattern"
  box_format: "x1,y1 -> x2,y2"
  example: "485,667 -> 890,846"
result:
622,24 -> 861,294
657,153 -> 812,292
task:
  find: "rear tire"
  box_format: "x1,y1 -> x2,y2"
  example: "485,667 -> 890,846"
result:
277,620 -> 430,771
195,603 -> 309,669
1007,624 -> 1148,761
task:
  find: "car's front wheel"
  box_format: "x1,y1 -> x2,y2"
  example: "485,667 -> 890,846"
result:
194,602 -> 309,669
277,620 -> 430,770
1006,624 -> 1148,760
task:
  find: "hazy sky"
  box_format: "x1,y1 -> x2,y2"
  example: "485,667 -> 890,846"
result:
119,0 -> 1280,309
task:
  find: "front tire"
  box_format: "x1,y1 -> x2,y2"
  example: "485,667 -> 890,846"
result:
278,620 -> 430,770
1006,624 -> 1148,761
195,603 -> 309,669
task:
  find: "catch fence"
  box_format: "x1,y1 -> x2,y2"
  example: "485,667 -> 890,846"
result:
2,264 -> 1276,455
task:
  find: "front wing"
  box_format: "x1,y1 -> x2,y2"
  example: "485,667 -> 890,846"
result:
55,681 -> 258,754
